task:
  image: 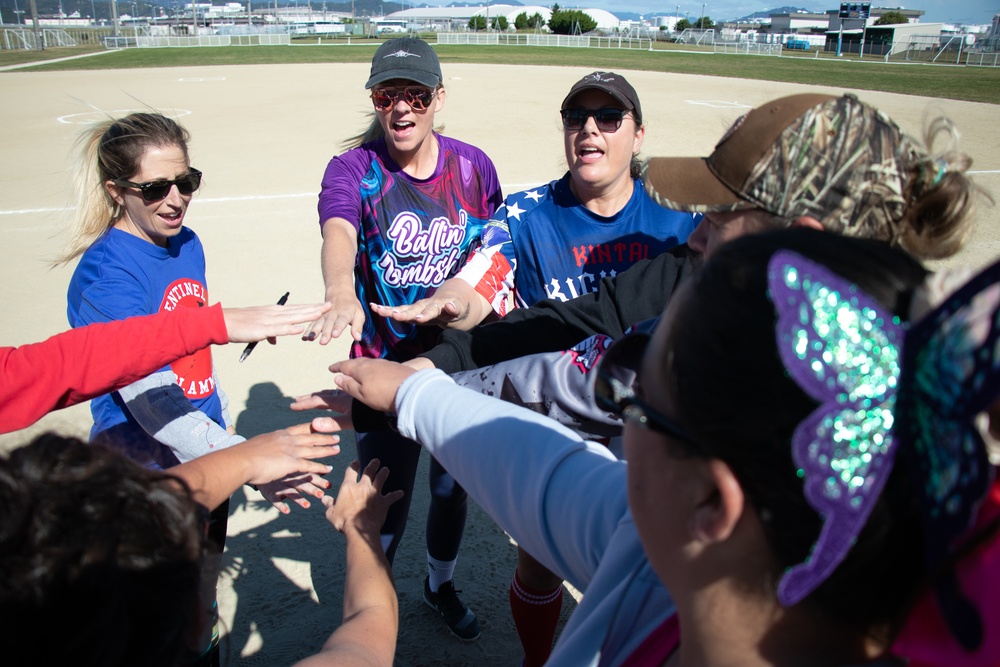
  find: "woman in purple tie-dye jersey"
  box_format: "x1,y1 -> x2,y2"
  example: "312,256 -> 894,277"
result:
306,37 -> 503,641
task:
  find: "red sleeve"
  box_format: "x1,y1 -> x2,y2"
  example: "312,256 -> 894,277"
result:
0,303 -> 229,434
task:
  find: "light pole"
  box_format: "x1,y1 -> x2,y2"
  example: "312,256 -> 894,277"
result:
110,0 -> 120,36
700,2 -> 705,28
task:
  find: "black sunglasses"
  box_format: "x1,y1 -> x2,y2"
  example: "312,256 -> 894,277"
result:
560,107 -> 629,133
370,86 -> 437,111
113,168 -> 202,203
594,331 -> 697,445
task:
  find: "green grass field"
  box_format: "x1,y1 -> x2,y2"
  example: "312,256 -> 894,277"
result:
3,40 -> 998,104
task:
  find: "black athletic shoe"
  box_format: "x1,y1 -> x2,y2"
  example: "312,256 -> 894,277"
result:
423,576 -> 482,641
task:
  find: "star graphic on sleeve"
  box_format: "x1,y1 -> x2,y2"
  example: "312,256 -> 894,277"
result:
505,200 -> 526,221
523,190 -> 543,203
500,375 -> 548,414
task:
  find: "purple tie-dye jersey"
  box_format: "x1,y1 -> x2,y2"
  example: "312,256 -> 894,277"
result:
318,134 -> 502,361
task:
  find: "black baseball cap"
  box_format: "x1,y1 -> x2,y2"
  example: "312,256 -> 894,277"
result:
561,71 -> 642,123
365,37 -> 443,89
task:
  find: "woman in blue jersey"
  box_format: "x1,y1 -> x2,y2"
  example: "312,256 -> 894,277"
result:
61,112 -> 329,666
305,37 -> 503,641
373,71 -> 699,665
375,71 -> 698,328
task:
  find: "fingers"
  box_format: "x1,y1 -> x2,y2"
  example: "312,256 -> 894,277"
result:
333,373 -> 356,396
311,414 -> 355,433
349,310 -> 365,342
290,389 -> 352,414
290,393 -> 333,411
328,312 -> 352,342
370,299 -> 456,325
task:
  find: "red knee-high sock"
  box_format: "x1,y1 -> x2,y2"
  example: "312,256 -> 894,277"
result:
509,571 -> 563,667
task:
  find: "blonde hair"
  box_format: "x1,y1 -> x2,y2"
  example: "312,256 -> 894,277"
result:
56,113 -> 190,264
899,117 -> 992,260
342,84 -> 445,151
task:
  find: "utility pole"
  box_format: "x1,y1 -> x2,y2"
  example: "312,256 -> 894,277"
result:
28,0 -> 42,49
111,0 -> 120,37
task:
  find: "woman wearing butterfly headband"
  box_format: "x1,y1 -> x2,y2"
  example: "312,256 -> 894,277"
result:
321,226 -> 999,667
305,36 -> 503,640
59,112 -> 331,666
355,69 -> 698,666
396,94 -> 988,383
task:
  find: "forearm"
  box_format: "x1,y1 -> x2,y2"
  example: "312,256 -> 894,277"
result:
293,522 -> 398,667
335,525 -> 398,662
0,306 -> 228,434
433,278 -> 494,331
395,370 -> 625,587
418,247 -> 692,374
169,445 -> 254,510
118,371 -> 245,463
321,219 -> 359,299
418,297 -> 609,374
450,335 -> 625,439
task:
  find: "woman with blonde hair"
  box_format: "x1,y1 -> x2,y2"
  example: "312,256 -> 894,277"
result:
62,111 -> 327,666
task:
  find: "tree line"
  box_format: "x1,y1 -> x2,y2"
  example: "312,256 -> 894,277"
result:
468,3 -> 597,35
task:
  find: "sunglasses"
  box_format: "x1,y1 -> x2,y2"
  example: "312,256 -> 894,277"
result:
594,331 -> 697,445
113,168 -> 202,203
560,107 -> 629,133
370,86 -> 437,111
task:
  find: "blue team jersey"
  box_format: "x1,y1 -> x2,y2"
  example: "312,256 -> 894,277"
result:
67,227 -> 224,467
458,173 -> 699,311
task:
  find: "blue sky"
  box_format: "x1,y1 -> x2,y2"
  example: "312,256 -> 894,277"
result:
486,1 -> 998,25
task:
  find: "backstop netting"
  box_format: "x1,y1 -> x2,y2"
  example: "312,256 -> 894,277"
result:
436,32 -> 650,50
2,28 -> 77,50
675,28 -> 715,46
714,40 -> 782,56
134,33 -> 290,47
890,33 -> 965,63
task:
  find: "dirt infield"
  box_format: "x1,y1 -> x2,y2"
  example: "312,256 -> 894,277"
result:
1,62 -> 997,667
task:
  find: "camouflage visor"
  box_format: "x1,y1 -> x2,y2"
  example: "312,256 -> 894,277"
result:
643,93 -> 921,244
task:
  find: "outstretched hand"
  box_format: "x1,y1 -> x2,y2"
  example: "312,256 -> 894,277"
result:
323,459 -> 404,536
328,358 -> 418,414
303,290 -> 366,346
369,297 -> 469,328
224,302 -> 332,344
291,389 -> 355,431
246,421 -> 342,514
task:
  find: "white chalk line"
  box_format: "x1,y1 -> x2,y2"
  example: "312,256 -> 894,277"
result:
58,108 -> 193,125
685,100 -> 752,108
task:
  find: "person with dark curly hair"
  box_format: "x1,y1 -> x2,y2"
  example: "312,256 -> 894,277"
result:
0,435 -> 401,667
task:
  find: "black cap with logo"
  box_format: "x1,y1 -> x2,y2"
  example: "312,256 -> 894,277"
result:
365,37 -> 443,89
561,71 -> 642,123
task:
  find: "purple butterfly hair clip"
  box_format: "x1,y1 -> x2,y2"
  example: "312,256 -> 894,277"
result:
767,250 -> 997,610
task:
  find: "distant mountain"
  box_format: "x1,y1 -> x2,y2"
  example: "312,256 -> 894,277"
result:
611,6 -> 818,22
738,6 -> 818,21
447,0 -> 523,5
